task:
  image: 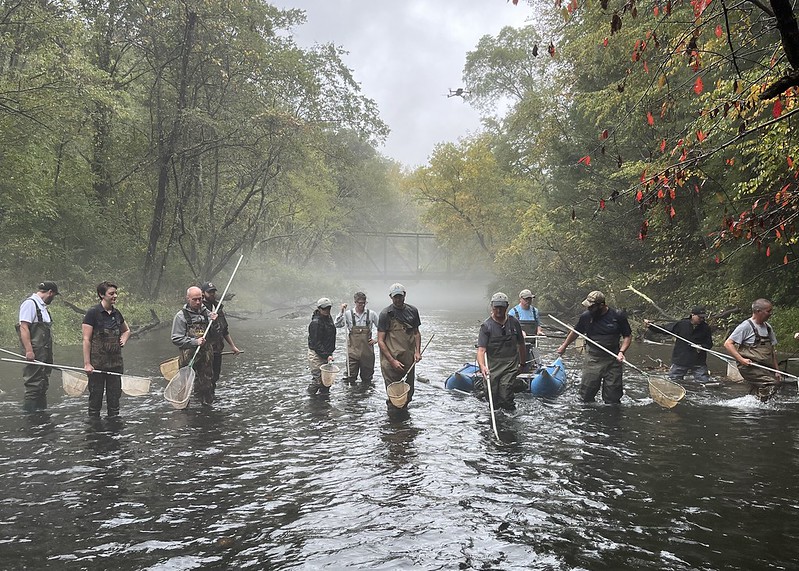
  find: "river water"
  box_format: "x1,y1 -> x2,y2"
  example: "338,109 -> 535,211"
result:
1,308 -> 798,570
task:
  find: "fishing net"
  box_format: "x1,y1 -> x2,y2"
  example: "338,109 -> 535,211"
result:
160,357 -> 180,381
648,377 -> 686,409
62,370 -> 88,397
320,364 -> 340,387
386,381 -> 410,408
121,375 -> 152,397
164,367 -> 194,409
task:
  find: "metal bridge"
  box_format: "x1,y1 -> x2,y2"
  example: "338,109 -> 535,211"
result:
338,232 -> 451,280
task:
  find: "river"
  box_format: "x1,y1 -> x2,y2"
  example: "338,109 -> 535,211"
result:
1,308 -> 798,570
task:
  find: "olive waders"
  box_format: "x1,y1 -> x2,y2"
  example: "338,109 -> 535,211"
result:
19,310 -> 53,412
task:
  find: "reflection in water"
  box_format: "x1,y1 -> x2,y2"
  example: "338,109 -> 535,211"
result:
0,312 -> 798,569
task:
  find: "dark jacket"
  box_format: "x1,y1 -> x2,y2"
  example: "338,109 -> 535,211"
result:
668,318 -> 713,367
308,310 -> 336,359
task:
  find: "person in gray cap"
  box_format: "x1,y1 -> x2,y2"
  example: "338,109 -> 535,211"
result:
202,281 -> 241,403
556,290 -> 632,404
509,288 -> 545,372
644,306 -> 713,385
509,289 -> 544,337
476,292 -> 526,411
377,283 -> 422,412
17,281 -> 59,412
307,297 -> 336,396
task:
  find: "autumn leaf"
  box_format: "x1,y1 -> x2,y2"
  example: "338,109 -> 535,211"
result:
773,99 -> 783,118
693,76 -> 703,95
788,156 -> 794,168
660,138 -> 666,152
600,129 -> 609,140
600,199 -> 606,210
785,255 -> 789,265
578,155 -> 591,165
766,245 -> 771,257
669,206 -> 676,218
548,41 -> 556,56
647,111 -> 654,126
636,190 -> 643,202
715,24 -> 723,38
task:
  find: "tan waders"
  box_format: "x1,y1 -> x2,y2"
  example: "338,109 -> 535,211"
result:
736,325 -> 780,402
380,318 -> 417,410
346,323 -> 375,384
486,333 -> 520,411
20,320 -> 53,412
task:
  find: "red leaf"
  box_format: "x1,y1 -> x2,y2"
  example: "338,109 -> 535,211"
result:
788,156 -> 794,168
660,139 -> 666,153
578,155 -> 591,166
548,42 -> 556,57
647,111 -> 654,126
785,255 -> 790,265
766,245 -> 771,257
715,25 -> 722,38
669,188 -> 676,200
696,130 -> 706,142
600,129 -> 609,140
603,37 -> 609,47
693,77 -> 704,95
669,206 -> 676,218
715,255 -> 720,264
640,169 -> 647,182
773,99 -> 783,118
636,190 -> 643,202
600,199 -> 606,210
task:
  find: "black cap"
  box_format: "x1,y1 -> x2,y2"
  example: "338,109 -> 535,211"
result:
201,282 -> 217,292
691,306 -> 707,316
38,281 -> 59,295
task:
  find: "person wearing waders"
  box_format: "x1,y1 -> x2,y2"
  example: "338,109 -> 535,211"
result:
307,297 -> 336,396
724,298 -> 782,402
335,292 -> 379,385
171,286 -> 217,406
477,292 -> 526,412
508,288 -> 545,374
82,281 -> 130,418
377,283 -> 422,413
17,281 -> 59,412
202,282 -> 241,403
556,290 -> 632,404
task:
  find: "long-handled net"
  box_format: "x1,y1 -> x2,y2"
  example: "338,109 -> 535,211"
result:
548,314 -> 686,408
1,357 -> 152,397
165,254 -> 245,409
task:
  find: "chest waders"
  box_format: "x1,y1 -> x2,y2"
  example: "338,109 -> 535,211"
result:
581,332 -> 624,404
381,318 -> 417,407
347,310 -> 375,383
737,320 -> 779,399
486,329 -> 520,410
88,313 -> 124,417
20,306 -> 53,410
180,311 -> 215,405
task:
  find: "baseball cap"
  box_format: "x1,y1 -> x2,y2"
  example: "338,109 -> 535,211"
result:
201,282 -> 217,292
519,289 -> 534,299
317,297 -> 332,308
581,290 -> 605,307
691,306 -> 707,317
38,281 -> 59,295
389,283 -> 406,297
491,292 -> 510,307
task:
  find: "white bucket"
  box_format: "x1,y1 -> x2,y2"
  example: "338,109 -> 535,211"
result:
62,370 -> 88,397
320,364 -> 340,387
386,381 -> 410,408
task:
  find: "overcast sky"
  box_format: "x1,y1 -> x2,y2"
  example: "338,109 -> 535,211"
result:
275,1 -> 528,168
